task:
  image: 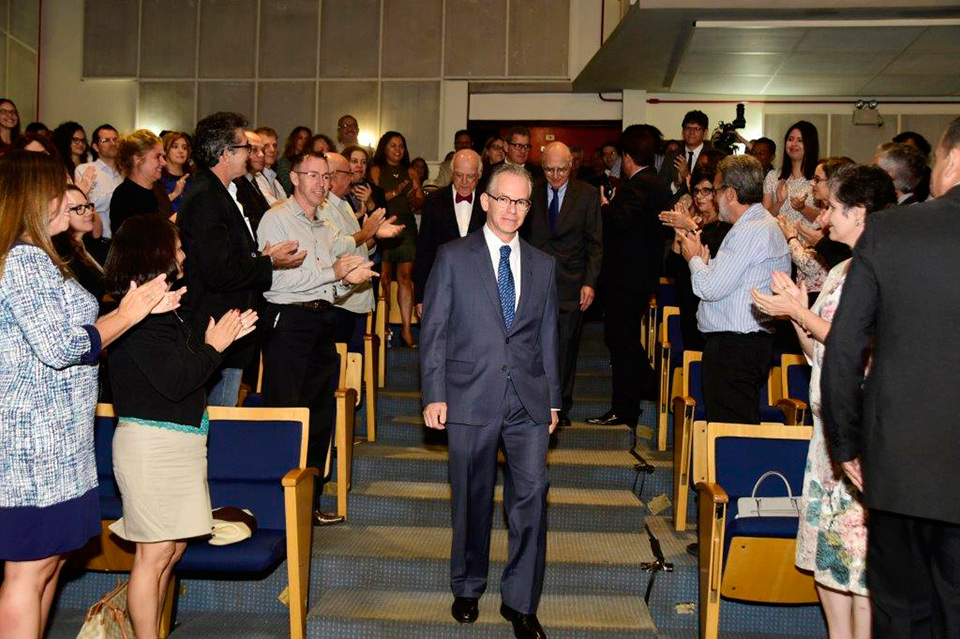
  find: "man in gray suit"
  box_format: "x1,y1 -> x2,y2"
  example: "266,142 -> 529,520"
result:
421,163 -> 561,639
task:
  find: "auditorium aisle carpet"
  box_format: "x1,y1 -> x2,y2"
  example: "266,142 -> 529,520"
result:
46,321 -> 826,637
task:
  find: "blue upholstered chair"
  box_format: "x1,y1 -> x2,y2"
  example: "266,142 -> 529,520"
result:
78,404 -> 317,639
238,354 -> 264,408
695,422 -> 817,639
644,277 -> 676,362
672,350 -> 704,531
778,354 -> 813,425
655,306 -> 683,452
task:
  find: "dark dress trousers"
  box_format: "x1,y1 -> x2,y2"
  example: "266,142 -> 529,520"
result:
420,231 -> 560,615
413,185 -> 485,304
524,179 -> 603,414
822,184 -> 960,636
177,169 -> 272,371
599,166 -> 669,419
233,174 -> 271,232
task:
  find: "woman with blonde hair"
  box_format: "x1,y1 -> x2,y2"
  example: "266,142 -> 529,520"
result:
109,129 -> 172,234
0,151 -> 177,638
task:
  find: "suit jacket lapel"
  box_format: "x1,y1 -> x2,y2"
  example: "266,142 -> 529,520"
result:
471,233 -> 507,335
509,240 -> 535,336
441,186 -> 459,238
469,191 -> 486,232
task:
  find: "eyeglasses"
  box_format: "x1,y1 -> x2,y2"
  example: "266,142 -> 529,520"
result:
338,122 -> 358,130
812,175 -> 825,184
693,187 -> 715,196
543,166 -> 570,175
293,170 -> 332,182
249,146 -> 265,155
332,169 -> 353,177
229,143 -> 253,152
453,172 -> 479,181
97,137 -> 118,145
68,203 -> 95,215
71,137 -> 87,144
683,125 -> 704,133
0,108 -> 17,116
490,145 -> 506,153
508,142 -> 532,151
487,193 -> 532,213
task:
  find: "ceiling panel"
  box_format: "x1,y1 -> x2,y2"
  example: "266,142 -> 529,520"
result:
795,26 -> 924,53
777,52 -> 895,76
671,73 -> 771,95
679,53 -> 784,76
884,53 -> 960,75
861,74 -> 960,95
764,75 -> 873,95
688,27 -> 803,53
903,26 -> 960,53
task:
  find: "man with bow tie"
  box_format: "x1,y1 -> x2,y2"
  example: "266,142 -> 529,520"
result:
414,149 -> 486,316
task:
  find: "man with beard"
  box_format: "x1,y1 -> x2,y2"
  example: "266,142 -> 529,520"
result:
676,154 -> 789,423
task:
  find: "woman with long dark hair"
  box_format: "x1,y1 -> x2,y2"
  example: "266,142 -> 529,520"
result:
370,131 -> 423,348
763,120 -> 820,224
276,125 -> 312,194
52,121 -> 89,180
0,98 -> 21,155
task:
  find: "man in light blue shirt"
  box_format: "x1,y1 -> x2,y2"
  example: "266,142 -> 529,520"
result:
678,154 -> 789,423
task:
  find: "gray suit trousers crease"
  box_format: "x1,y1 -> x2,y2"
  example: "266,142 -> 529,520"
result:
447,380 -> 550,615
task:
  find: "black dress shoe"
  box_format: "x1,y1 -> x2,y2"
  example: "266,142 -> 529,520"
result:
559,415 -> 571,429
585,411 -> 636,427
313,509 -> 345,526
500,603 -> 546,639
451,596 -> 479,623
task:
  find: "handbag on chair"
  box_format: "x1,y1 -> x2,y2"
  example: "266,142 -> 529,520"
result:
735,471 -> 802,518
76,580 -> 134,639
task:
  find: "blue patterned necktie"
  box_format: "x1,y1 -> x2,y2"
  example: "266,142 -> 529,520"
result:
549,187 -> 560,232
498,245 -> 515,330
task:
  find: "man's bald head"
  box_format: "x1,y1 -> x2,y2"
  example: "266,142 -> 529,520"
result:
541,141 -> 573,189
452,149 -> 482,197
325,152 -> 353,197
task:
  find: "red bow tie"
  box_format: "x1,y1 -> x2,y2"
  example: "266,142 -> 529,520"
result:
456,192 -> 473,204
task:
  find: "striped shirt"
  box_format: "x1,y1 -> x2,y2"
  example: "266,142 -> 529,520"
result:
690,203 -> 789,334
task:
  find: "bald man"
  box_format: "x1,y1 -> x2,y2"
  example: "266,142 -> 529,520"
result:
415,149 -> 486,313
522,142 -> 603,427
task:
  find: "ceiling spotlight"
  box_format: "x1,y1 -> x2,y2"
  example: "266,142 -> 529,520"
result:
855,100 -> 866,110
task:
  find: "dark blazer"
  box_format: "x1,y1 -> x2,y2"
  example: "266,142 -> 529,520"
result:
599,166 -> 669,294
659,142 -> 713,202
822,185 -> 960,524
897,193 -> 921,207
523,179 -> 603,310
420,231 -> 561,425
414,185 -> 485,304
233,174 -> 271,232
177,169 -> 273,369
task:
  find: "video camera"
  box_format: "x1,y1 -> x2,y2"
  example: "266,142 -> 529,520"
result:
712,103 -> 746,156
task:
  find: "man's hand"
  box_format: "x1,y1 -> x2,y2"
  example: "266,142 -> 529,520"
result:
415,303 -> 423,318
599,186 -> 614,206
343,261 -> 378,284
579,286 -> 595,312
678,229 -> 704,263
262,240 -> 306,269
673,155 -> 689,187
423,402 -> 448,430
333,254 -> 365,280
375,215 -> 405,239
548,409 -> 560,434
360,208 -> 387,241
842,458 -> 864,492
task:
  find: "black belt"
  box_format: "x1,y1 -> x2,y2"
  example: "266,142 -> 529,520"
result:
286,300 -> 333,312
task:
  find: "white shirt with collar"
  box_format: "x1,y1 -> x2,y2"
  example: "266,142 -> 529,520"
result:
256,166 -> 286,205
671,143 -> 704,194
226,180 -> 256,243
482,224 -> 521,308
452,189 -> 476,238
546,181 -> 568,211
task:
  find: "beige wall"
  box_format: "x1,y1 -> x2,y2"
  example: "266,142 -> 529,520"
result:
3,0 -> 40,121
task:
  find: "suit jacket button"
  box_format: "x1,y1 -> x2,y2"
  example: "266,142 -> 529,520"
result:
505,338 -> 510,344
501,365 -> 508,372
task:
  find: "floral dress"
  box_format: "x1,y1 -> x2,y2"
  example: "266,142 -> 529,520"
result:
764,171 -> 826,293
795,259 -> 868,596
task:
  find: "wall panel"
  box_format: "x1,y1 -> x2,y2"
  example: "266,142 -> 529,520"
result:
140,0 -> 197,78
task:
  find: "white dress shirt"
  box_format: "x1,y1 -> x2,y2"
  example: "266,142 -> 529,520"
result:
452,189 -> 476,238
75,159 -> 123,238
255,166 -> 286,205
226,181 -> 256,243
482,224 -> 521,308
671,143 -> 704,194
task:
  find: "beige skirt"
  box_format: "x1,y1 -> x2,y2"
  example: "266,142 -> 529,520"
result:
109,420 -> 213,542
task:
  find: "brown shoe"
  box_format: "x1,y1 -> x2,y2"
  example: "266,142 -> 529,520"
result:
313,509 -> 345,526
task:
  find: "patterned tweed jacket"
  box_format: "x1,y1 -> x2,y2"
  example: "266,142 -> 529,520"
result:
0,244 -> 100,507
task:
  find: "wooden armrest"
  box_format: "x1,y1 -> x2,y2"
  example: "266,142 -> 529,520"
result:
776,398 -> 808,411
673,395 -> 695,414
647,294 -> 657,309
696,481 -> 729,504
282,466 -> 319,488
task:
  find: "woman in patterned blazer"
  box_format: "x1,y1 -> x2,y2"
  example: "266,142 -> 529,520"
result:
0,151 -> 180,637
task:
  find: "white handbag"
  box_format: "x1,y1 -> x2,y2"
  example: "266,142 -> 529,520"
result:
76,580 -> 134,639
735,471 -> 801,519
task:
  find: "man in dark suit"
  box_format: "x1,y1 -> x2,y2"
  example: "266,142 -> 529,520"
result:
524,141 -> 602,428
421,163 -> 560,639
660,110 -> 711,204
822,117 -> 960,637
233,129 -> 272,231
588,125 -> 669,428
504,124 -> 545,183
872,141 -> 926,206
178,111 -> 305,408
414,149 -> 486,315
